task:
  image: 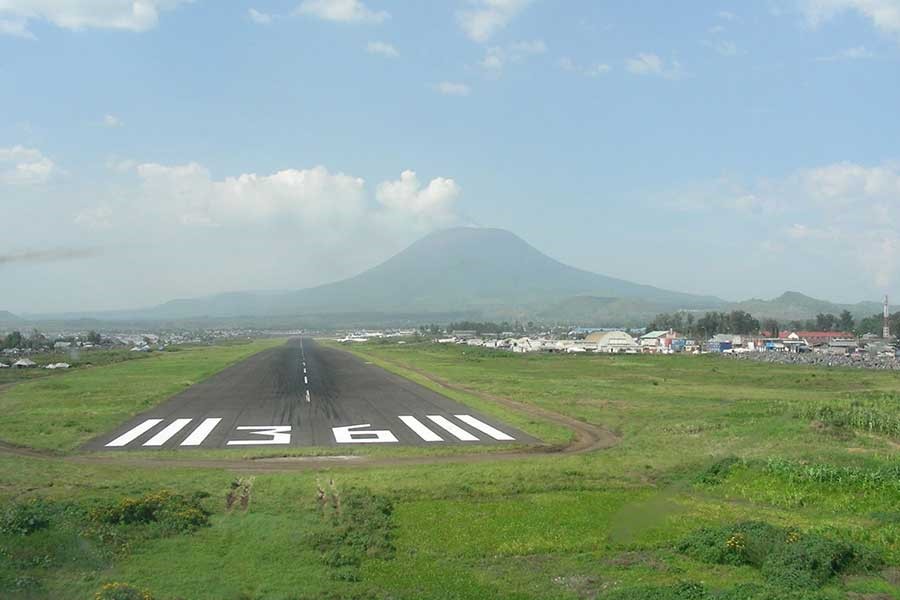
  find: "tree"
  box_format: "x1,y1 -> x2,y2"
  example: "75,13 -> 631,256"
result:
815,313 -> 837,331
86,330 -> 102,345
761,318 -> 780,337
3,330 -> 23,349
838,310 -> 854,332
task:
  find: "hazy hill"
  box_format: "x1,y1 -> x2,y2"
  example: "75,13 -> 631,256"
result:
730,291 -> 883,321
143,228 -> 725,320
23,229 -> 889,327
0,311 -> 25,329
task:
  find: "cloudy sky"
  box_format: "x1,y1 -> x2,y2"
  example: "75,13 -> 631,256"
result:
2,0 -> 900,313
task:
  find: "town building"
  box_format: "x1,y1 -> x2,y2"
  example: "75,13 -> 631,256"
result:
585,330 -> 639,353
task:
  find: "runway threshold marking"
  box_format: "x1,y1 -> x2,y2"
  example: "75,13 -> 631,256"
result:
426,415 -> 479,441
398,415 -> 443,441
143,418 -> 192,446
181,418 -> 222,446
454,414 -> 516,441
106,419 -> 163,447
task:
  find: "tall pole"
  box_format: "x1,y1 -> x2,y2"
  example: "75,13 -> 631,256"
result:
884,295 -> 891,339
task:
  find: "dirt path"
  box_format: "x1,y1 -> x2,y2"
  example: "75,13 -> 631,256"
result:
0,351 -> 621,473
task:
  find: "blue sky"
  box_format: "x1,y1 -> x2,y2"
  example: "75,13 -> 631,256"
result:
2,0 -> 900,313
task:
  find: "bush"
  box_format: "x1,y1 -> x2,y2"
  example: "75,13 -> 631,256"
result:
94,582 -> 153,600
0,498 -> 54,536
677,521 -> 881,590
90,490 -> 210,534
309,487 -> 395,580
693,456 -> 742,485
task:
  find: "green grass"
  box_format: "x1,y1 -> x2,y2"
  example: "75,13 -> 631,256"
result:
1,340 -> 899,599
0,339 -> 284,451
0,348 -> 151,386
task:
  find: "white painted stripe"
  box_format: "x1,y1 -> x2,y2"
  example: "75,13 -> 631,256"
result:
426,415 -> 478,441
106,419 -> 163,447
305,389 -> 311,403
454,414 -> 515,441
399,415 -> 443,441
143,418 -> 192,446
304,376 -> 308,385
180,418 -> 222,446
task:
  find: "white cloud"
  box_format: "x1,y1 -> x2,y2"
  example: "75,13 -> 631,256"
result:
625,53 -> 684,79
0,0 -> 190,36
433,81 -> 471,96
703,39 -> 739,56
74,205 -> 113,229
799,161 -> 900,203
718,10 -> 738,21
0,17 -> 35,39
103,114 -> 123,128
248,8 -> 273,24
816,45 -> 875,60
82,161 -> 462,233
376,170 -> 461,227
295,0 -> 388,24
800,0 -> 900,37
457,0 -> 532,43
558,57 -> 611,77
479,39 -> 546,70
671,161 -> 900,289
0,146 -> 56,185
366,40 -> 398,57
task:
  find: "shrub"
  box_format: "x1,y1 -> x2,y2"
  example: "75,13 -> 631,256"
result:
90,490 -> 210,534
308,486 -> 395,580
0,498 -> 54,536
693,456 -> 742,485
677,521 -> 881,590
95,582 -> 153,600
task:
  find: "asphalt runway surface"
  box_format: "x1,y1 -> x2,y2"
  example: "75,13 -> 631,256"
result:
84,338 -> 537,450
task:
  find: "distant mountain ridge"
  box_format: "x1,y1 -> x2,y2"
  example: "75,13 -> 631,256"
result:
17,228 -> 889,327
729,291 -> 883,322
140,227 -> 725,321
0,311 -> 26,327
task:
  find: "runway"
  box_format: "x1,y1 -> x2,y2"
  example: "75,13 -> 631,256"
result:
83,338 -> 536,450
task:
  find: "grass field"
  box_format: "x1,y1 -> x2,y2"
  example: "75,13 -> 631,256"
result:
1,339 -> 898,599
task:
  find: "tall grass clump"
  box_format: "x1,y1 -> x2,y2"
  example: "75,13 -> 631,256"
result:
798,392 -> 900,438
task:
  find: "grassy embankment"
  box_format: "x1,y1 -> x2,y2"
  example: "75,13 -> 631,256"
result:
1,340 -> 899,599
